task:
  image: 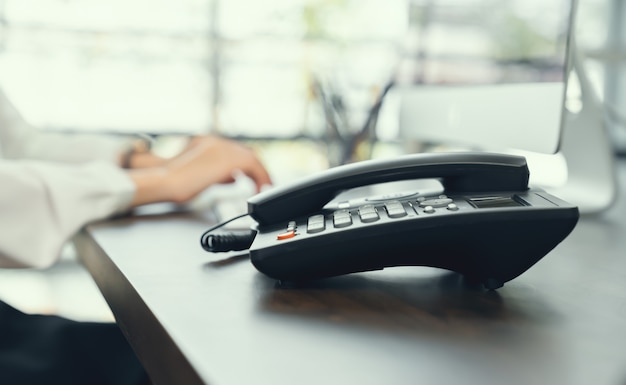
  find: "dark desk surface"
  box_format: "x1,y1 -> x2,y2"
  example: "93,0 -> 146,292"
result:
75,161 -> 626,385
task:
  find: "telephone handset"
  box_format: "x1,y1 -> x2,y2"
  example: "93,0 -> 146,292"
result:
239,152 -> 578,289
248,152 -> 530,226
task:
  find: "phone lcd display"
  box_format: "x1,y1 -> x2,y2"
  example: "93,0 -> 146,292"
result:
467,196 -> 524,209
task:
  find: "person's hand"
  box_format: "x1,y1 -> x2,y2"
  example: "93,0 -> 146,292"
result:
127,135 -> 272,207
121,138 -> 167,169
165,135 -> 272,200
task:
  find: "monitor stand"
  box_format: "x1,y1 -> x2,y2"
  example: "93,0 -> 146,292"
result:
395,43 -> 617,214
514,49 -> 618,215
403,49 -> 618,215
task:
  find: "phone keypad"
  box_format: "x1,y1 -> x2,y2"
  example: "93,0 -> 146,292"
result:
299,196 -> 463,236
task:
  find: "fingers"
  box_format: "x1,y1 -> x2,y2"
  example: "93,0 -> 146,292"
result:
205,136 -> 272,192
172,134 -> 272,193
242,159 -> 273,192
222,143 -> 271,192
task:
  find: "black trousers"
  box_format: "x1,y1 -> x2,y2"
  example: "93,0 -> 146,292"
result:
0,300 -> 150,385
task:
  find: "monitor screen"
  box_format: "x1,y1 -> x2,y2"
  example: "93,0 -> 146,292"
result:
397,0 -> 575,154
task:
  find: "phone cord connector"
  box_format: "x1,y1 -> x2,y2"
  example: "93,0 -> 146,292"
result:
200,230 -> 255,252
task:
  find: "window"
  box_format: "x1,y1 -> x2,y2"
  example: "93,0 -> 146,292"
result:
0,0 -> 214,134
0,0 -> 407,139
1,0 -> 621,152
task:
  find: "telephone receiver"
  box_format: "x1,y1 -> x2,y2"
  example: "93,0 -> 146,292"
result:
240,152 -> 579,290
248,152 -> 530,226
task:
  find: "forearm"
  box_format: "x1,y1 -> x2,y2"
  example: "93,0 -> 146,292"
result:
127,167 -> 175,207
0,88 -> 153,164
125,151 -> 167,169
0,161 -> 134,268
127,163 -> 215,207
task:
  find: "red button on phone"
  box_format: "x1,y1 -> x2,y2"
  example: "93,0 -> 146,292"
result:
277,230 -> 296,240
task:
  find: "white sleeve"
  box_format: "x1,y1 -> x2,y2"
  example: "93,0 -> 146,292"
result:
0,160 -> 135,268
0,88 -> 130,164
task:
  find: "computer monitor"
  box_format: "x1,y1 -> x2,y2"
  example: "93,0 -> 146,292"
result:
395,0 -> 617,213
397,0 -> 575,155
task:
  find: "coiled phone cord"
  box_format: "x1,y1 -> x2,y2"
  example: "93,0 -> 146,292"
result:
200,213 -> 256,252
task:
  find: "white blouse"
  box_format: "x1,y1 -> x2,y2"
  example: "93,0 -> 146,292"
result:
0,88 -> 135,268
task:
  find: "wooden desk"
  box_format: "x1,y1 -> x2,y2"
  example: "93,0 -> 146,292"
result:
74,161 -> 626,385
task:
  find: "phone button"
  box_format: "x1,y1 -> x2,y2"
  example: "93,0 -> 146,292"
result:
419,198 -> 453,208
423,206 -> 436,214
358,205 -> 379,223
277,230 -> 296,240
384,201 -> 407,218
307,215 -> 326,234
333,210 -> 353,228
447,203 -> 459,211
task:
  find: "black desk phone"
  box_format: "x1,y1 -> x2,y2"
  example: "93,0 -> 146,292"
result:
207,152 -> 579,290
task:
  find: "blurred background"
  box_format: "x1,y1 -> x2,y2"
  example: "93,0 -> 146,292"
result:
2,1 -> 620,160
0,0 -> 623,320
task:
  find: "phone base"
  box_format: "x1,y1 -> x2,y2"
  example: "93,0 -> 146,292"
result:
250,189 -> 579,290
